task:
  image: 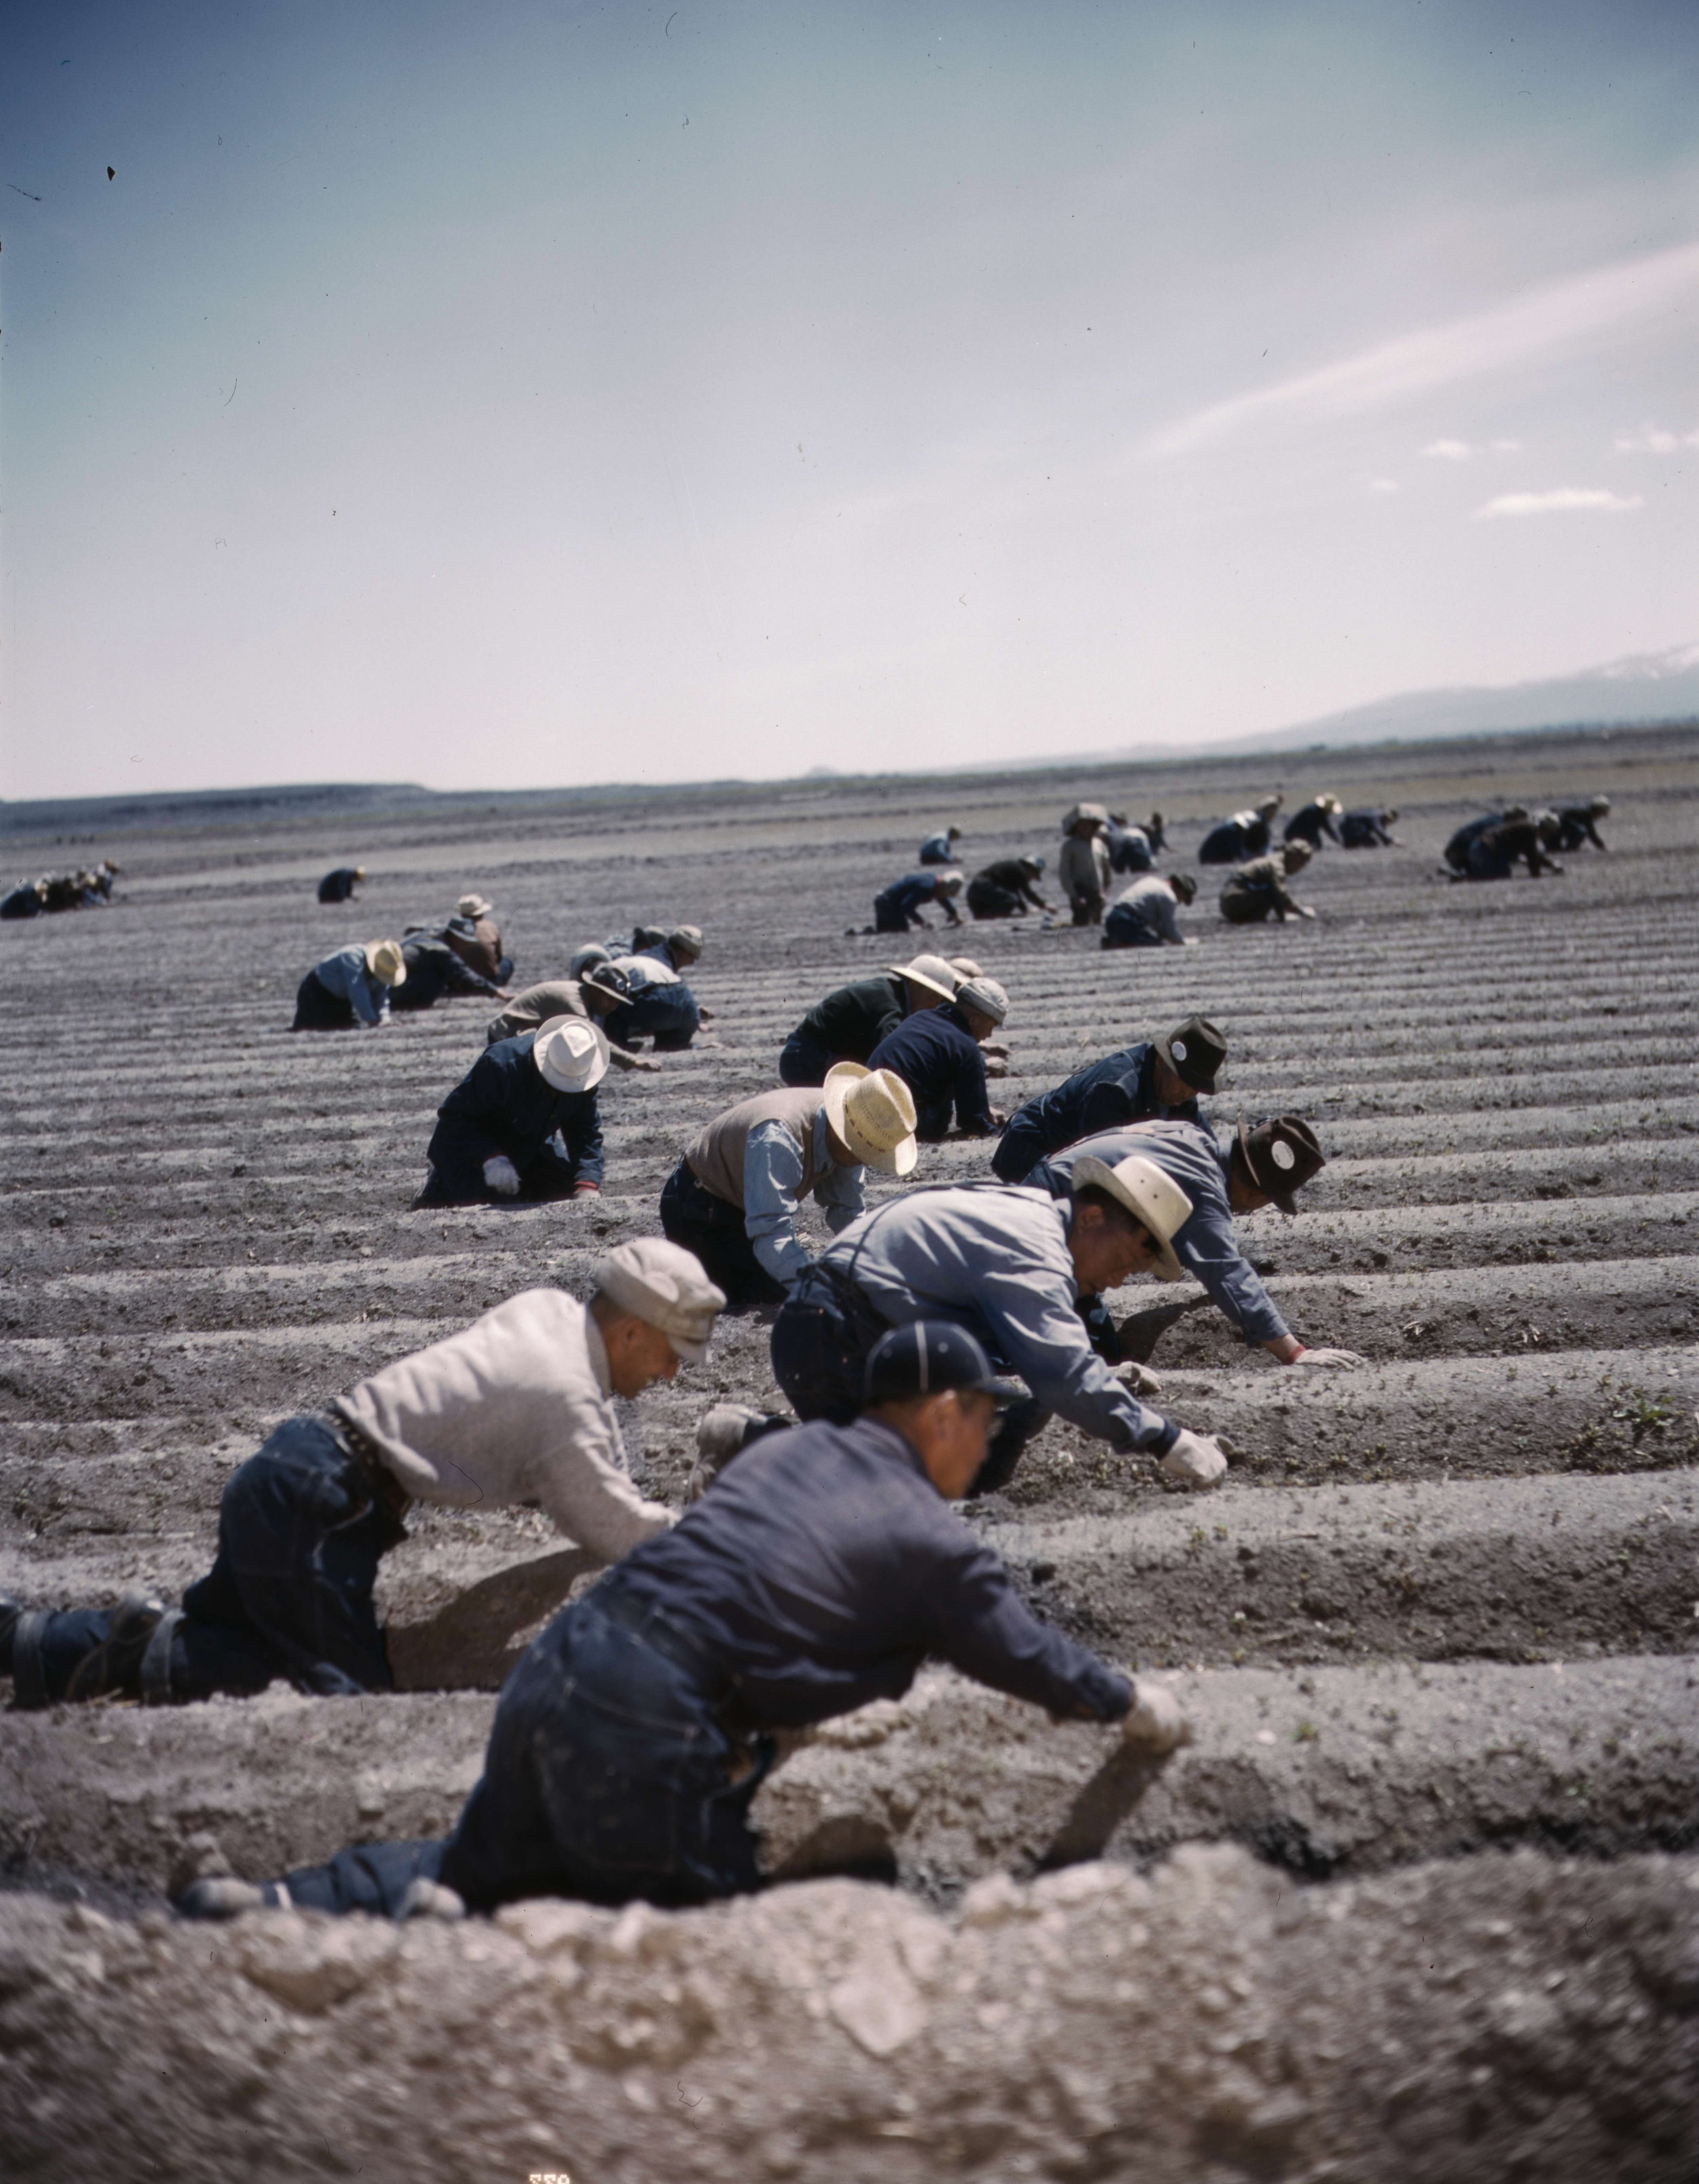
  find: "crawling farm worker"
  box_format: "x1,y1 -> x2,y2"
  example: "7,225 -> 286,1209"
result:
1219,842 -> 1316,924
0,1244 -> 726,1710
777,954 -> 956,1088
659,1066 -> 919,1308
993,1014 -> 1224,1183
1101,871 -> 1197,950
867,974 -> 1009,1142
413,1014 -> 610,1208
769,1160 -> 1230,1497
291,939 -> 406,1028
177,1323 -> 1188,1923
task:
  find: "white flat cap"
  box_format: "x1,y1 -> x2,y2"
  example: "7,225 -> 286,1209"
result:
593,1238 -> 726,1363
956,975 -> 1009,1026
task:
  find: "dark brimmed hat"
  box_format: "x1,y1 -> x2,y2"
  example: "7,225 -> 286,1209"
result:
1235,1112 -> 1325,1216
579,963 -> 634,1004
1168,871 -> 1197,905
1154,1014 -> 1226,1094
864,1322 -> 1021,1407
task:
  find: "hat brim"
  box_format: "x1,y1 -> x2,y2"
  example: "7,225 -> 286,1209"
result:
823,1062 -> 917,1177
883,963 -> 955,1004
1071,1154 -> 1186,1282
365,944 -> 406,986
533,1016 -> 611,1093
1153,1033 -> 1216,1096
1236,1111 -> 1297,1217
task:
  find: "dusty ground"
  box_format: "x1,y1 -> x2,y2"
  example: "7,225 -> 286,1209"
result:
1,722 -> 1697,2179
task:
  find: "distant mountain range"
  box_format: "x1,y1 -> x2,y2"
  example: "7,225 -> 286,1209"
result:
1178,642 -> 1699,758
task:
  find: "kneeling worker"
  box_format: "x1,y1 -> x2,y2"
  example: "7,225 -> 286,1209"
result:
661,1066 -> 918,1308
771,1156 -> 1229,1497
777,954 -> 956,1086
868,868 -> 964,933
966,854 -> 1053,919
317,865 -> 366,904
1199,797 -> 1282,865
485,963 -> 658,1072
1102,870 -> 1197,948
1026,1115 -> 1365,1372
867,974 -> 1009,1141
413,1015 -> 609,1207
0,1244 -> 722,1710
1340,807 -> 1398,848
992,1015 -> 1225,1183
292,939 -> 406,1028
177,1323 -> 1188,1921
1220,841 -> 1315,924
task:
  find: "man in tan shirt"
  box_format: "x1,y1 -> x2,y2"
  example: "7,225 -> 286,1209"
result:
659,1065 -> 918,1309
1,1243 -> 724,1708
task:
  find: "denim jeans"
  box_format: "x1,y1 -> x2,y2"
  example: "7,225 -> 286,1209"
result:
21,1416 -> 397,1703
659,1163 -> 784,1311
1102,902 -> 1165,949
777,1030 -> 835,1087
606,983 -> 700,1051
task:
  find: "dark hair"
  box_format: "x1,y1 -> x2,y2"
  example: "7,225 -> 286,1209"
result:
1070,1184 -> 1151,1250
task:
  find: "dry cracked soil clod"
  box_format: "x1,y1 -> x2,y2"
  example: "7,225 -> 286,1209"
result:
2,723 -> 1698,2181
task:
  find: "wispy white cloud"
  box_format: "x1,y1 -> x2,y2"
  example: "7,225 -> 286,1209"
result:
1147,239 -> 1699,456
1422,438 -> 1472,460
1613,424 -> 1699,453
1367,476 -> 1400,493
1475,487 -> 1643,519
1489,438 -> 1522,453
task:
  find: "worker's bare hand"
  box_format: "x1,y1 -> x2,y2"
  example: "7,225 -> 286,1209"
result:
1291,1346 -> 1367,1369
984,1056 -> 1009,1079
1120,1678 -> 1191,1754
1159,1430 -> 1228,1489
1111,1359 -> 1162,1396
482,1155 -> 521,1198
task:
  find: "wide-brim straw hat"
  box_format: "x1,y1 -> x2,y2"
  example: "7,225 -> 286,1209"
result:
1589,795 -> 1611,816
533,1014 -> 611,1093
823,1062 -> 918,1177
886,954 -> 957,1003
457,894 -> 494,919
947,956 -> 983,982
352,865 -> 366,880
365,939 -> 407,986
1070,1153 -> 1193,1283
1064,802 -> 1110,831
1319,795 -> 1344,814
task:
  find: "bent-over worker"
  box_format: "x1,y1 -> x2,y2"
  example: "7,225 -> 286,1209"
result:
0,1244 -> 721,1711
1199,797 -> 1282,865
1452,818 -> 1562,882
175,1323 -> 1189,1922
1219,842 -> 1315,924
1283,796 -> 1343,850
992,1015 -> 1224,1183
1552,797 -> 1610,852
966,854 -> 1053,919
867,975 -> 1008,1141
659,1067 -> 917,1308
391,932 -> 510,1012
292,940 -> 406,1029
317,865 -> 366,905
413,1016 -> 609,1208
1102,871 -> 1197,948
919,826 -> 964,865
1340,808 -> 1398,848
869,869 -> 964,933
485,965 -> 656,1071
777,954 -> 956,1086
444,895 -> 513,985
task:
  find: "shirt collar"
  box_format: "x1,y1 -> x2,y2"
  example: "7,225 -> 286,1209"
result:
584,1308 -> 614,1398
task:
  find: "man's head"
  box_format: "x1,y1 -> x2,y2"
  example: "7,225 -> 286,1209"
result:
351,865 -> 366,882
1588,795 -> 1611,818
1281,841 -> 1313,875
823,1063 -> 919,1175
1066,1156 -> 1193,1295
1381,809 -> 1399,826
364,939 -> 407,988
666,924 -> 705,965
1535,810 -> 1562,846
532,1014 -> 610,1093
1018,854 -> 1045,878
863,1321 -> 1011,1499
1229,1113 -> 1326,1215
1153,1014 -> 1226,1101
1317,795 -> 1343,816
589,1238 -> 726,1397
1255,794 -> 1283,819
576,963 -> 633,1020
457,894 -> 494,920
887,953 -> 957,1007
1502,803 -> 1530,824
1166,871 -> 1197,907
955,975 -> 1009,1043
569,943 -> 612,978
936,871 -> 964,897
945,825 -> 962,842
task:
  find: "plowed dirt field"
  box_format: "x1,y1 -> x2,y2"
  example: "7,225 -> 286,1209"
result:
3,723 -> 1696,2181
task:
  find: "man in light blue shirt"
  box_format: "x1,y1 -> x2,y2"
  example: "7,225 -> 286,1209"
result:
771,1169 -> 1228,1495
292,941 -> 406,1030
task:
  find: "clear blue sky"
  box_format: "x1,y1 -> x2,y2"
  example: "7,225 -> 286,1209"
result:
3,0 -> 1695,797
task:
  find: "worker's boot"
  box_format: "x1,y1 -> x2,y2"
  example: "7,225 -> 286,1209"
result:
686,1405 -> 791,1502
62,1593 -> 177,1705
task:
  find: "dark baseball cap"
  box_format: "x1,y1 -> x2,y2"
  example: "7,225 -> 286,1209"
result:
864,1322 -> 1021,1406
1235,1111 -> 1326,1215
1154,1014 -> 1227,1094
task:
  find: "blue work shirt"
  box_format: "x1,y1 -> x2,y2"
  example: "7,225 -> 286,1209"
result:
993,1041 -> 1200,1183
425,1033 -> 605,1199
809,1185 -> 1174,1451
869,1003 -> 993,1140
311,946 -> 392,1026
743,1109 -> 866,1287
1035,1119 -> 1290,1347
917,832 -> 958,865
1199,815 -> 1270,864
599,1415 -> 1131,1728
876,871 -> 957,926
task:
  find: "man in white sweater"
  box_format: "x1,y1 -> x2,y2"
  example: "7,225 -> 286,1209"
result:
0,1242 -> 725,1708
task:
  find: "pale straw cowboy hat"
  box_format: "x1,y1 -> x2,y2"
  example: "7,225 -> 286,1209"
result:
822,1062 -> 919,1177
364,939 -> 407,986
885,954 -> 957,1003
1068,1152 -> 1193,1283
457,894 -> 494,919
532,1014 -> 611,1093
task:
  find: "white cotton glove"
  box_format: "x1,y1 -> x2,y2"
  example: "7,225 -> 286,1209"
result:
398,1877 -> 466,1922
1159,1430 -> 1228,1490
1111,1359 -> 1163,1396
1297,905 -> 1318,920
1120,1678 -> 1192,1754
482,1154 -> 521,1198
1291,1346 -> 1367,1369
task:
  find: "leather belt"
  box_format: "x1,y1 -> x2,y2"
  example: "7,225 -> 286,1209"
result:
323,1412 -> 413,1527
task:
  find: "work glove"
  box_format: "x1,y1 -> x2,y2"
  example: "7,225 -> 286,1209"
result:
1291,1346 -> 1367,1369
482,1154 -> 521,1198
572,1180 -> 599,1196
1119,1678 -> 1192,1755
398,1877 -> 466,1922
686,1404 -> 791,1502
1297,905 -> 1318,920
1111,1359 -> 1163,1396
1158,1430 -> 1228,1490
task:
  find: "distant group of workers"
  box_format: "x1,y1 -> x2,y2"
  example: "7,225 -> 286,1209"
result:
1,860 -> 120,919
